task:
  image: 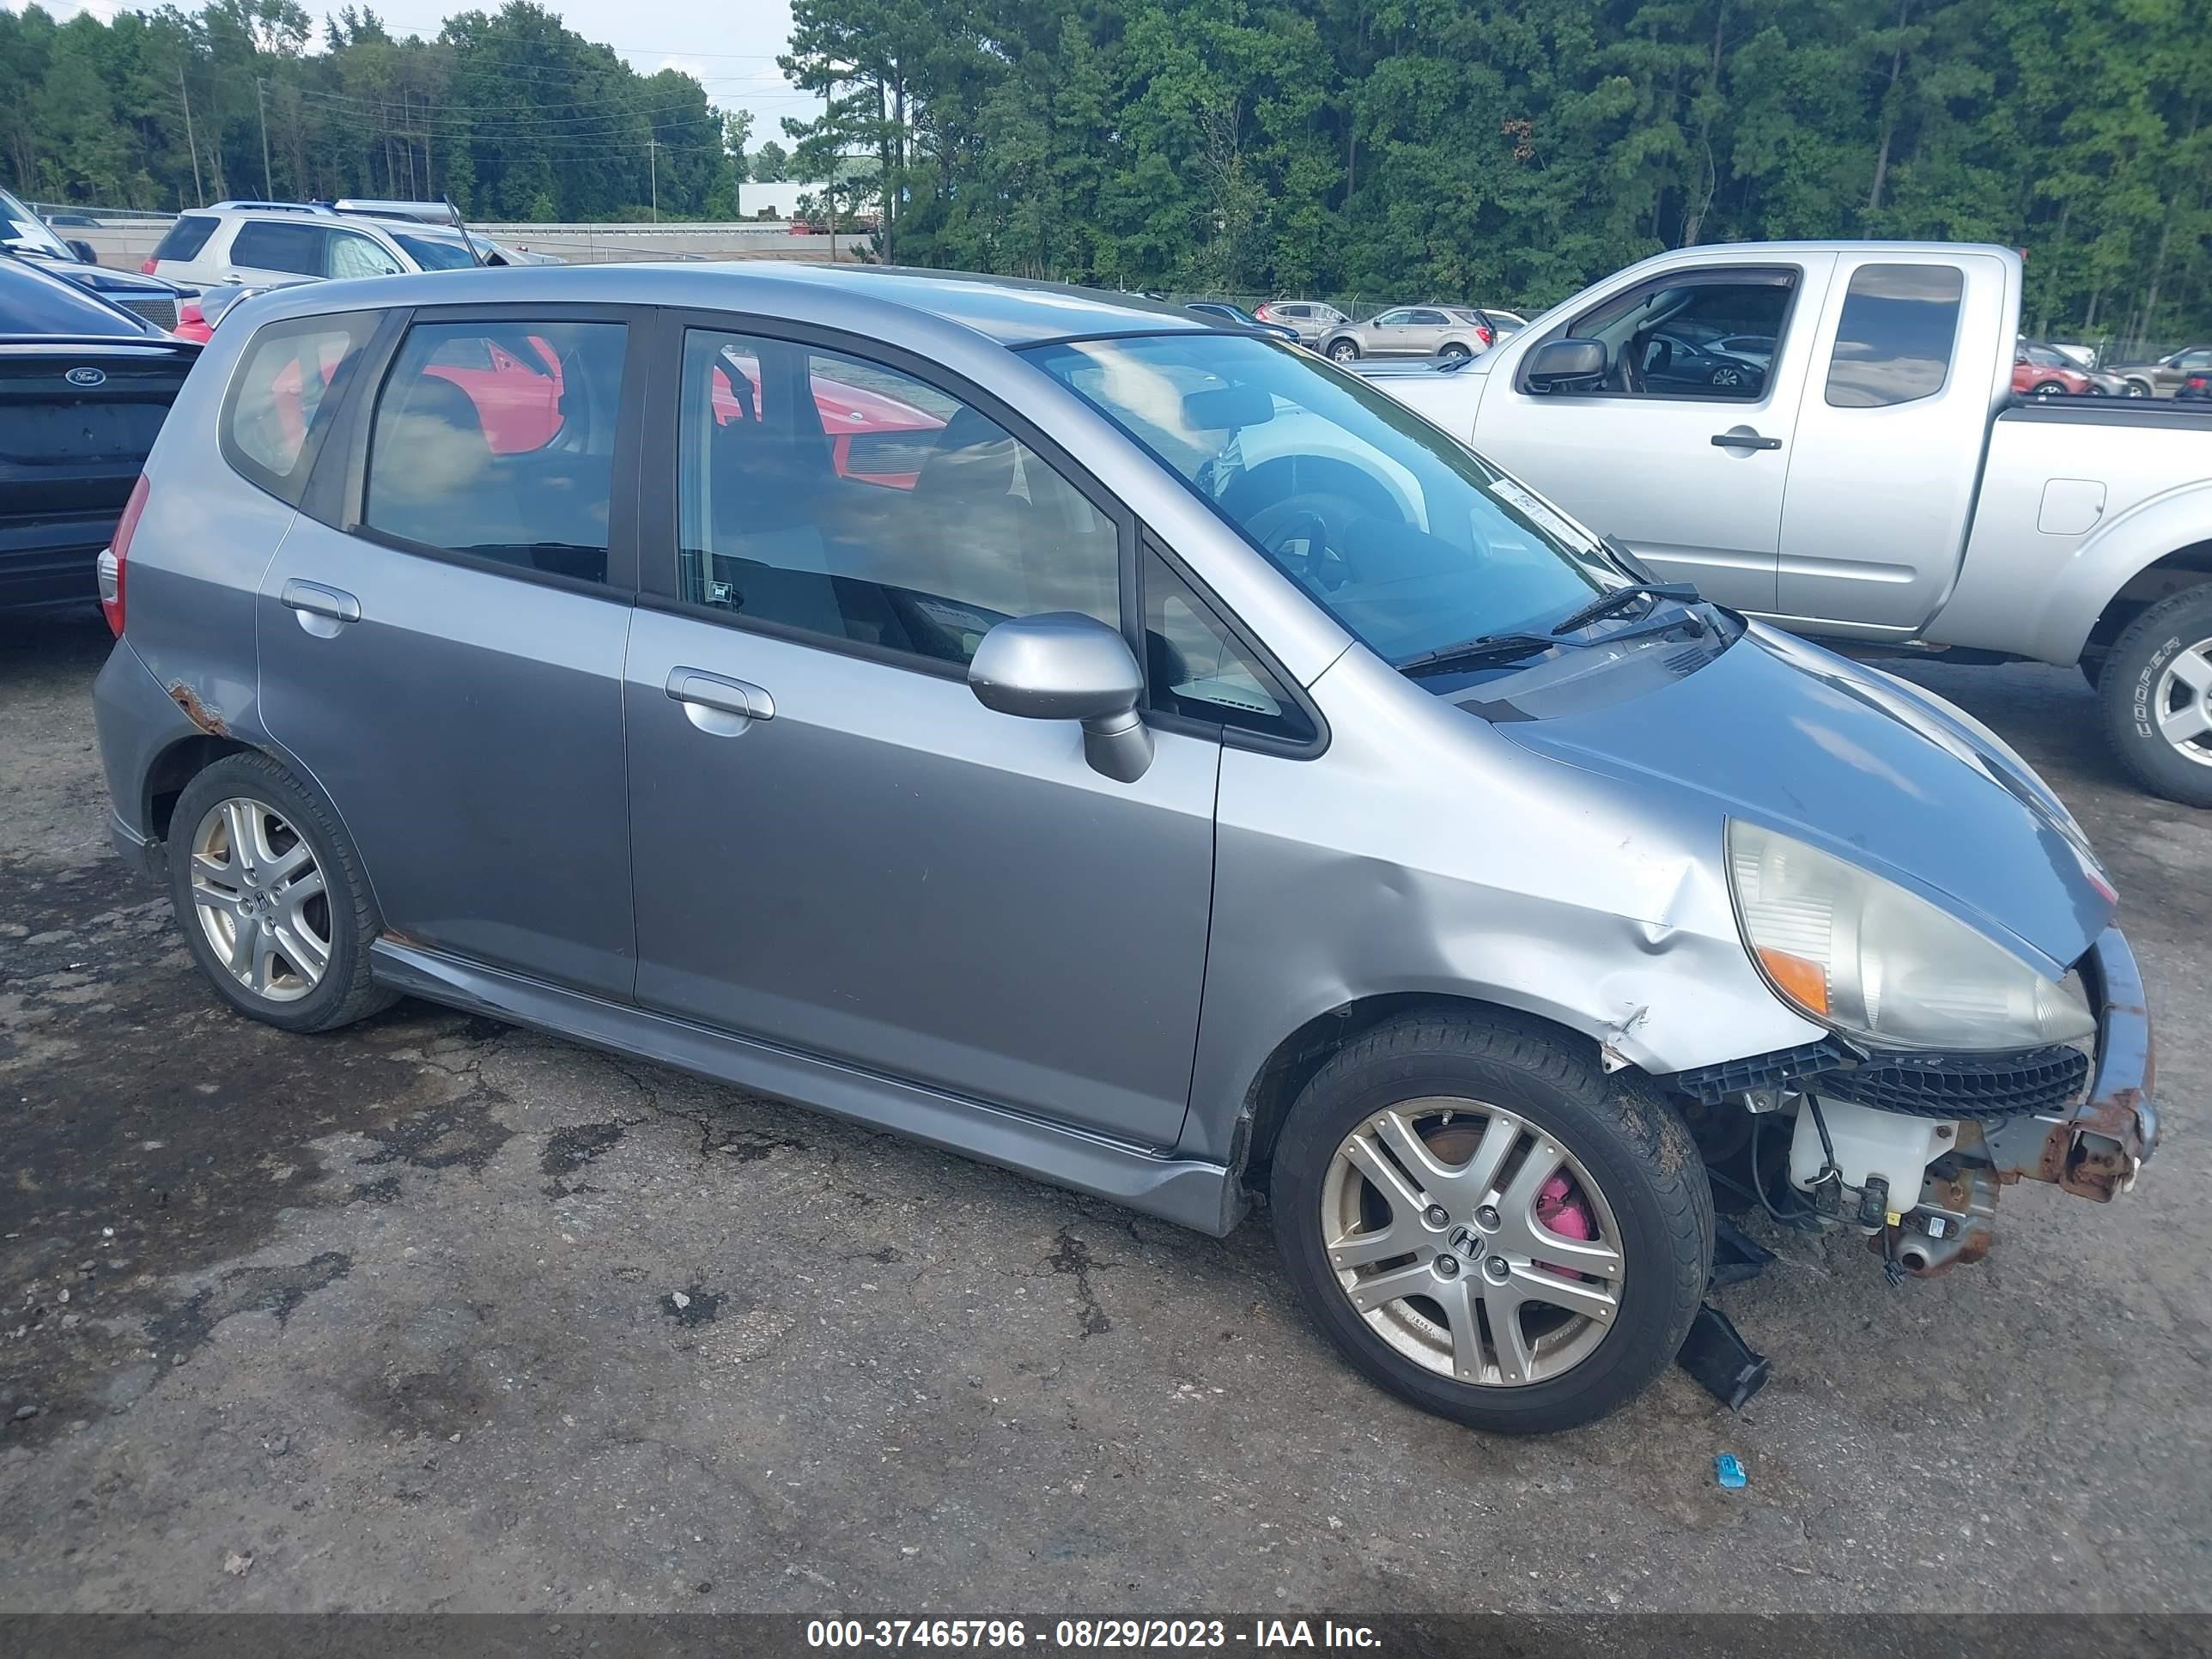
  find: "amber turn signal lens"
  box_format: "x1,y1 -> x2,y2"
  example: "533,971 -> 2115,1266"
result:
1756,947 -> 1830,1016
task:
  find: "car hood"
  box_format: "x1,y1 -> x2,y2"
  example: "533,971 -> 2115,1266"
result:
1498,624 -> 2115,976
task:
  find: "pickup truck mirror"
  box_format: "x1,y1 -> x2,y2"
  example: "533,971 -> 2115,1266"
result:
1525,338 -> 1607,394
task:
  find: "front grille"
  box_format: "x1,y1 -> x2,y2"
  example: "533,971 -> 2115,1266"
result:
1822,1045 -> 2090,1119
1673,1039 -> 2091,1120
115,297 -> 179,331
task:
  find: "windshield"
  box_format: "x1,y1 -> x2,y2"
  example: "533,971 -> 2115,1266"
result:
1024,331 -> 1620,663
0,188 -> 73,259
392,232 -> 478,271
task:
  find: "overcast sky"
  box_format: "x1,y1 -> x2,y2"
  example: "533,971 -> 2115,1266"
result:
16,0 -> 817,149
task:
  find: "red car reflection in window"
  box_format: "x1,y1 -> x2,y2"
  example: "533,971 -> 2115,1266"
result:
711,356 -> 945,489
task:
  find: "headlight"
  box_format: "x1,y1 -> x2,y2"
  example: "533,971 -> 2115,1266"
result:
1727,820 -> 2095,1052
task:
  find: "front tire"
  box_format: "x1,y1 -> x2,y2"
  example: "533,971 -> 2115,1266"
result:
1327,339 -> 1360,363
2033,380 -> 2068,398
2100,586 -> 2212,805
167,751 -> 396,1031
1270,1012 -> 1711,1434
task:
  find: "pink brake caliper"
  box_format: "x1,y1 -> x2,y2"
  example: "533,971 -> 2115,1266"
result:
1534,1171 -> 1595,1279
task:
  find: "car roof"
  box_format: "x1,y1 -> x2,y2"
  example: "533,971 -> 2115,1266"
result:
255,261 -> 1210,348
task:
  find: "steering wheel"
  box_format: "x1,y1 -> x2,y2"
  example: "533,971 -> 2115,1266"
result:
1245,495 -> 1363,594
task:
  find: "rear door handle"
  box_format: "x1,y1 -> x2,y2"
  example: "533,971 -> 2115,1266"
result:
1711,429 -> 1782,451
665,666 -> 775,722
280,579 -> 360,623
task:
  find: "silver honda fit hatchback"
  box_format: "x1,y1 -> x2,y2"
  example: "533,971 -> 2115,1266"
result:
92,264 -> 2156,1433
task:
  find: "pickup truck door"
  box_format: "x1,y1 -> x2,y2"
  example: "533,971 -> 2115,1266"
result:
1771,252 -> 2005,633
1469,255 -> 1834,613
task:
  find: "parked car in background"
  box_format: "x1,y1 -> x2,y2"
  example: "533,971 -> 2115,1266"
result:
1321,305 -> 1493,362
92,263 -> 2154,1437
1184,301 -> 1299,343
2014,340 -> 2094,397
143,205 -> 537,289
1252,300 -> 1349,347
3,185 -> 201,330
2108,344 -> 2212,399
1354,241 -> 2212,805
0,254 -> 198,613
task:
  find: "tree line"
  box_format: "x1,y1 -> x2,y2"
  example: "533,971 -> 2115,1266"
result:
780,0 -> 2210,344
3,0 -> 2206,343
0,0 -> 744,222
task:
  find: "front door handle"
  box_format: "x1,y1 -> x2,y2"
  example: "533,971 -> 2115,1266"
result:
280,579 -> 360,635
665,666 -> 775,725
1711,428 -> 1782,452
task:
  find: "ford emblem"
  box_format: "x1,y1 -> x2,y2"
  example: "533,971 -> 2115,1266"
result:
65,366 -> 106,387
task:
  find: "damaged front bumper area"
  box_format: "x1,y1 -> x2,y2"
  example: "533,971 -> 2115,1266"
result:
1983,926 -> 2158,1202
1670,927 -> 2156,1275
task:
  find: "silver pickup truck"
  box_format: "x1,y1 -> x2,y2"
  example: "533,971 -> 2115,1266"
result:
1360,241 -> 2212,804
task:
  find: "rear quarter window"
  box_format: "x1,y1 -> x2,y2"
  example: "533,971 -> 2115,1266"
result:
149,215 -> 218,264
222,314 -> 377,505
228,220 -> 327,277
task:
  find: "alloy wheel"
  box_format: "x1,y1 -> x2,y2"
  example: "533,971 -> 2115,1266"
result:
1319,1099 -> 1625,1387
2150,638 -> 2212,769
188,796 -> 331,1002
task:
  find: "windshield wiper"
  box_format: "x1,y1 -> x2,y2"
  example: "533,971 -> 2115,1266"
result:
1550,580 -> 1702,635
1395,630 -> 1592,677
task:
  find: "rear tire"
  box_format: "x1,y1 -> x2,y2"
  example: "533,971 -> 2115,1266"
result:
1270,1011 -> 1711,1435
1437,343 -> 1472,362
2033,380 -> 2068,398
2099,585 -> 2212,806
167,751 -> 396,1032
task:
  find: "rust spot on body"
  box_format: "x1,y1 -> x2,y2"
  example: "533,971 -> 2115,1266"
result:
167,681 -> 227,736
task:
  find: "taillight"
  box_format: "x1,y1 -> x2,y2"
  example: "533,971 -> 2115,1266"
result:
173,301 -> 209,343
1477,324 -> 1494,345
100,474 -> 149,637
139,258 -> 157,275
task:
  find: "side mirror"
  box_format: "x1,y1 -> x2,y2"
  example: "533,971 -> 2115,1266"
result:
66,239 -> 99,264
1524,337 -> 1607,394
969,612 -> 1152,783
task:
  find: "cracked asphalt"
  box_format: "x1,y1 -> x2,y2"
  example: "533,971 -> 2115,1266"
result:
2,607 -> 2207,1613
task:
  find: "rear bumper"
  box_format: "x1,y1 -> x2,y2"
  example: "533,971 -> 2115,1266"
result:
1986,927 -> 2158,1200
0,512 -> 115,611
92,634 -> 210,880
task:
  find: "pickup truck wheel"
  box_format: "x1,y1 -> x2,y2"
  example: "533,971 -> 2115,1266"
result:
1270,1011 -> 1711,1434
2101,586 -> 2212,806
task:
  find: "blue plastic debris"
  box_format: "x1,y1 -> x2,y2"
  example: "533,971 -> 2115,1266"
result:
1715,1453 -> 1748,1489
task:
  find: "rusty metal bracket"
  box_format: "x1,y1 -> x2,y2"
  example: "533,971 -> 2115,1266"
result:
1988,927 -> 2157,1203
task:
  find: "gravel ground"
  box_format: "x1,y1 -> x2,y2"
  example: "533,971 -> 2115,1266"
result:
1,606 -> 2205,1613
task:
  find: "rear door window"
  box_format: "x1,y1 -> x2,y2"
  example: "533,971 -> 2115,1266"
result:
362,318 -> 627,583
222,314 -> 378,505
149,214 -> 218,264
228,221 -> 326,277
1824,264 -> 1965,408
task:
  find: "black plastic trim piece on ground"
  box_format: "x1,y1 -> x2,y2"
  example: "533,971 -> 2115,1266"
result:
1676,1304 -> 1771,1411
